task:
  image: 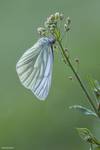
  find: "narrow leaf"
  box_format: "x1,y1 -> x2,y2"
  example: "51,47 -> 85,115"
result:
77,128 -> 100,146
88,76 -> 100,101
94,146 -> 100,150
69,105 -> 97,117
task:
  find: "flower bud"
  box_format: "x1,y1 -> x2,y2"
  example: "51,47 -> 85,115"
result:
50,27 -> 55,32
55,12 -> 60,20
68,76 -> 73,80
49,14 -> 55,21
66,17 -> 71,25
64,48 -> 69,58
75,58 -> 79,64
60,13 -> 64,20
64,24 -> 70,32
94,88 -> 100,99
64,24 -> 67,29
37,27 -> 46,35
44,21 -> 48,28
47,15 -> 55,24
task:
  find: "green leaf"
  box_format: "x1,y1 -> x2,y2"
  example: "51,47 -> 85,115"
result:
77,128 -> 94,144
77,128 -> 100,146
94,146 -> 100,150
94,80 -> 100,90
88,76 -> 100,101
69,105 -> 97,117
93,80 -> 100,101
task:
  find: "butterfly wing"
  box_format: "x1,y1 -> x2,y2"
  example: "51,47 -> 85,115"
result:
32,46 -> 53,100
16,38 -> 53,100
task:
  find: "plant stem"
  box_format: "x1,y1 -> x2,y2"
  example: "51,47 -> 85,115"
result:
90,143 -> 94,150
57,39 -> 100,118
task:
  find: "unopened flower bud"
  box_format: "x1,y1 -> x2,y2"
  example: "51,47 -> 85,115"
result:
60,13 -> 64,20
64,17 -> 71,32
49,14 -> 55,21
47,15 -> 55,24
37,27 -> 46,35
94,88 -> 100,99
48,24 -> 56,29
66,17 -> 71,25
64,24 -> 70,32
64,48 -> 69,58
64,24 -> 67,28
65,48 -> 68,51
68,76 -> 73,80
75,58 -> 79,64
55,12 -> 60,20
50,27 -> 55,32
44,21 -> 49,28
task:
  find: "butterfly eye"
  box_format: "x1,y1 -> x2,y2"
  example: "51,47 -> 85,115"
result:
49,37 -> 56,45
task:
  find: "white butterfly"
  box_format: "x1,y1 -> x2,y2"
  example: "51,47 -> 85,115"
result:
16,37 -> 55,100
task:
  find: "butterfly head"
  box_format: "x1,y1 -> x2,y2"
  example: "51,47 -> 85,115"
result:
48,37 -> 55,45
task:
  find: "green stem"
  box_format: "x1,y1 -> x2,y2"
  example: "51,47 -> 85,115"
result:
90,143 -> 94,150
57,39 -> 100,118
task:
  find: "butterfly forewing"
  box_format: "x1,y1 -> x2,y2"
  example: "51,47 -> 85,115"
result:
16,37 -> 54,100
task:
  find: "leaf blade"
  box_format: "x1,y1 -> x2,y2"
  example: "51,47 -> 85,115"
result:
69,105 -> 97,117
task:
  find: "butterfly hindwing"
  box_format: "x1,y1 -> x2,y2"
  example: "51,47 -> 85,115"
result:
32,46 -> 53,100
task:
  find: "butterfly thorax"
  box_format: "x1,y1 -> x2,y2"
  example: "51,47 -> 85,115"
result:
38,37 -> 55,47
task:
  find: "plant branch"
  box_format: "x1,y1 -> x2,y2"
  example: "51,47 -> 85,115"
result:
57,39 -> 100,118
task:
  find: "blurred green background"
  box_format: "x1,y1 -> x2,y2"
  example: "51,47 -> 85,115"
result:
0,0 -> 100,149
